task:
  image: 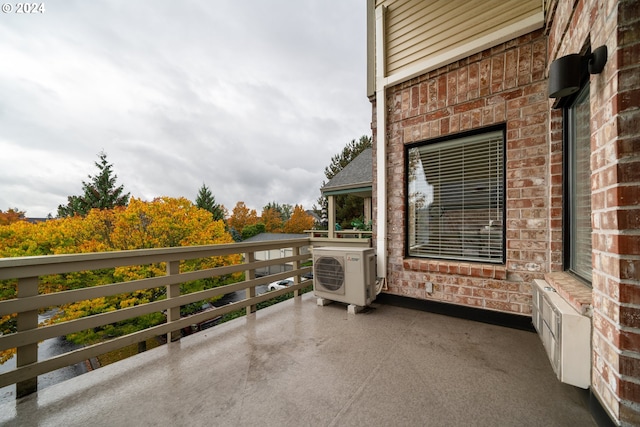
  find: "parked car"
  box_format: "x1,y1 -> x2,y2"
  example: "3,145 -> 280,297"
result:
267,278 -> 294,291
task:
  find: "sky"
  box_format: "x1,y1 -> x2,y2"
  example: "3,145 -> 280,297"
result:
0,1 -> 371,218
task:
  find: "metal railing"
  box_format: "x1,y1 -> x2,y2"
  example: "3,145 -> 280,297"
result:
0,238 -> 312,398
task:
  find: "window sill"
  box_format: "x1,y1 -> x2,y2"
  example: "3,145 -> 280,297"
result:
403,258 -> 507,280
543,272 -> 592,317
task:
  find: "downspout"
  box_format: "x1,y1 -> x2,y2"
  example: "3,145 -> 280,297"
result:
375,5 -> 387,285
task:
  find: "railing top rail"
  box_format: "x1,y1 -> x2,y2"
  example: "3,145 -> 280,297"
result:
0,238 -> 311,279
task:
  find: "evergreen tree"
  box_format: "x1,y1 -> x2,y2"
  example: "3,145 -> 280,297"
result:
57,152 -> 130,218
324,135 -> 372,180
195,183 -> 225,221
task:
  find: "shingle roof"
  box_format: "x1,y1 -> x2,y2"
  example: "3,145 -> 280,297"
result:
321,148 -> 372,195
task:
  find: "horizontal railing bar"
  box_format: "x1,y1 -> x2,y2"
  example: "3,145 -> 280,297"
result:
0,239 -> 310,280
0,279 -> 310,389
0,267 -> 312,351
0,253 -> 310,316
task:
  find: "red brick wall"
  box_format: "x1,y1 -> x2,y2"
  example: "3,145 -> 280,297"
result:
547,0 -> 640,424
376,29 -> 548,316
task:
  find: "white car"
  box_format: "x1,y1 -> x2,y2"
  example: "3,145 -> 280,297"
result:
267,278 -> 294,291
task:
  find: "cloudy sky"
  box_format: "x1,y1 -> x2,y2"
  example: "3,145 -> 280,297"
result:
0,1 -> 371,218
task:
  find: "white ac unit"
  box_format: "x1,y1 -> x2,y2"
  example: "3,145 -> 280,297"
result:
531,279 -> 591,389
313,247 -> 376,308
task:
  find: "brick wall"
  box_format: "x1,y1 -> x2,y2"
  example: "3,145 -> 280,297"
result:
376,29 -> 548,316
547,0 -> 640,424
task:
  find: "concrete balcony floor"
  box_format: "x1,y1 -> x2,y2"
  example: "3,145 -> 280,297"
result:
0,293 -> 595,426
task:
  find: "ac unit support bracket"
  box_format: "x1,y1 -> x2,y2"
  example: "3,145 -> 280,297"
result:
316,297 -> 333,306
347,304 -> 365,315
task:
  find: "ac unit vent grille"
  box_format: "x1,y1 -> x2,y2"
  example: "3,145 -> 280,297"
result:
315,256 -> 344,291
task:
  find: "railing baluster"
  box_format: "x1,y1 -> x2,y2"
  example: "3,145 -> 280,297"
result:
245,251 -> 256,315
166,261 -> 181,342
16,276 -> 39,398
292,246 -> 301,298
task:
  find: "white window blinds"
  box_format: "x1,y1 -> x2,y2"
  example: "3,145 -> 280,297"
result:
569,86 -> 592,283
408,130 -> 505,263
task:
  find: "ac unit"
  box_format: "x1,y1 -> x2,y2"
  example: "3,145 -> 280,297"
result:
531,279 -> 591,389
313,246 -> 377,308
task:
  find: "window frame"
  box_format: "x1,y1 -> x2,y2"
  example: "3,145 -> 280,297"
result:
563,81 -> 593,285
404,125 -> 507,264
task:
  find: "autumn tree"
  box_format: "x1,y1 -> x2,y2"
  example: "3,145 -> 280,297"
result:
283,205 -> 315,233
317,135 -> 372,228
260,207 -> 283,233
0,208 -> 25,225
263,202 -> 293,222
227,202 -> 258,240
57,152 -> 130,217
195,183 -> 226,221
0,197 -> 241,360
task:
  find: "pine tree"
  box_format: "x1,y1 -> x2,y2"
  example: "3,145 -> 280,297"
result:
57,152 -> 130,217
324,135 -> 372,180
195,184 -> 225,221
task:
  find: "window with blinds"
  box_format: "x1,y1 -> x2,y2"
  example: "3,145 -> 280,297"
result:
567,85 -> 592,284
407,129 -> 505,263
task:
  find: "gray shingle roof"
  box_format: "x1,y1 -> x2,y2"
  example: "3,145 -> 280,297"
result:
321,148 -> 372,195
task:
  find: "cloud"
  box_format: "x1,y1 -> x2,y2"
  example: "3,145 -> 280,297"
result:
0,0 -> 370,217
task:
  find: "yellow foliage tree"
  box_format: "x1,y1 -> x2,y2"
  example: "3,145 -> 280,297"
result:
0,209 -> 26,225
0,197 -> 241,354
228,201 -> 258,234
260,207 -> 283,232
283,205 -> 315,233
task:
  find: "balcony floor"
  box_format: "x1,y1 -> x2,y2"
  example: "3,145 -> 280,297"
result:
0,293 -> 595,426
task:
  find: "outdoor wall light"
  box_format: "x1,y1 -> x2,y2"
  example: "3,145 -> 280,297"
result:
548,45 -> 608,98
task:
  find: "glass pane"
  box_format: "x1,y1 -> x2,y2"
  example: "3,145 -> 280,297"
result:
569,86 -> 592,283
408,130 -> 504,263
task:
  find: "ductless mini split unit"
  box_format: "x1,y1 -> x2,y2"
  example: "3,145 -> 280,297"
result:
313,246 -> 377,313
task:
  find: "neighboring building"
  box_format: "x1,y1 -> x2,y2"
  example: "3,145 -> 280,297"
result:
242,233 -> 310,276
367,1 -> 639,425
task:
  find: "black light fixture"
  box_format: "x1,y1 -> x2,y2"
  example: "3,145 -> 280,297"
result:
548,45 -> 608,99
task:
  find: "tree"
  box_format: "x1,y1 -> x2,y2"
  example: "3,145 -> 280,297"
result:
324,135 -> 372,181
263,202 -> 293,222
57,152 -> 130,217
227,202 -> 258,238
0,196 -> 242,359
260,207 -> 283,232
195,184 -> 226,221
318,135 -> 372,228
283,205 -> 315,233
0,208 -> 25,225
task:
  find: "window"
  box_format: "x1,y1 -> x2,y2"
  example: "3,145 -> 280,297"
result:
407,128 -> 505,263
565,84 -> 592,284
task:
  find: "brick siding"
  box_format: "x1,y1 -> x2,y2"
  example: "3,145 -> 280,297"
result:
375,29 -> 548,316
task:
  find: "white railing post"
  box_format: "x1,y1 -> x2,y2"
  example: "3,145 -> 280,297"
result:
245,251 -> 256,315
16,276 -> 38,398
166,261 -> 181,342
